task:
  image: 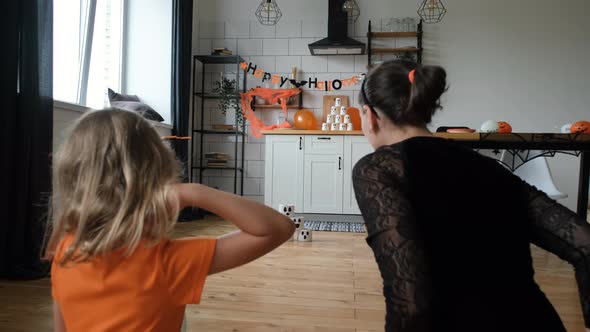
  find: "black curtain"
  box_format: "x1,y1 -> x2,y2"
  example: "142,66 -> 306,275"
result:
171,0 -> 193,175
172,0 -> 202,220
0,0 -> 53,279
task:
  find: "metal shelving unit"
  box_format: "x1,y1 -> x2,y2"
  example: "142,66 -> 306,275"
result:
191,55 -> 246,195
367,20 -> 423,67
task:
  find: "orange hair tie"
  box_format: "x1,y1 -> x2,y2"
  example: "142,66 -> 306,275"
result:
408,69 -> 416,84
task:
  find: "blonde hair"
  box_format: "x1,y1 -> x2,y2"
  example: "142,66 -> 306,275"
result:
45,109 -> 182,264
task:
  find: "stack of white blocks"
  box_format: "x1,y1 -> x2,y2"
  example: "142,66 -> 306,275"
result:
322,98 -> 354,131
278,204 -> 313,242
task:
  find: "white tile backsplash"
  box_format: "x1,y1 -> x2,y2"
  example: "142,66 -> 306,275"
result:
238,39 -> 263,56
250,56 -> 277,73
250,20 -> 276,39
275,56 -> 302,73
302,90 -> 325,109
288,38 -> 316,56
198,39 -> 212,54
243,178 -> 262,196
302,20 -> 328,38
263,39 -> 289,56
225,20 -> 250,39
276,20 -> 302,38
302,56 -> 328,72
354,55 -> 368,73
200,21 -> 225,39
327,55 -> 356,73
244,143 -> 262,160
246,160 -> 265,178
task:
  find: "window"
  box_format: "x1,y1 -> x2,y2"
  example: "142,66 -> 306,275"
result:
53,0 -> 124,109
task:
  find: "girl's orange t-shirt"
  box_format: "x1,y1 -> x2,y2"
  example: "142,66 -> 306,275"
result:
51,235 -> 216,332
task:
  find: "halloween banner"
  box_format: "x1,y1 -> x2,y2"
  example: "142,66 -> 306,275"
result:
240,62 -> 364,91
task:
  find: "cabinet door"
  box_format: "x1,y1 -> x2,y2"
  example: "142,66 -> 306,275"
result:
343,136 -> 374,215
303,154 -> 343,213
264,135 -> 304,212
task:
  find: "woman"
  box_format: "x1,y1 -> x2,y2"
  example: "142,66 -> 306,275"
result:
352,60 -> 590,332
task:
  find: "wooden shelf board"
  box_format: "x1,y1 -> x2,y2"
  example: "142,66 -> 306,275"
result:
371,47 -> 420,54
369,32 -> 418,38
261,129 -> 364,136
252,104 -> 301,109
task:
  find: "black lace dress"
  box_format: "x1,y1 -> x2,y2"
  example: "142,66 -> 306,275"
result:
352,136 -> 590,332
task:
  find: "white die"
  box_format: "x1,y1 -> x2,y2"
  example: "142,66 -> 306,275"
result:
279,204 -> 295,216
297,229 -> 313,242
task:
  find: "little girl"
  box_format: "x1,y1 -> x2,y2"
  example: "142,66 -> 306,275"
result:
45,109 -> 294,332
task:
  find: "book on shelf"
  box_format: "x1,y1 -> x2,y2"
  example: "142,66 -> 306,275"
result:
205,152 -> 230,160
211,48 -> 233,55
207,160 -> 229,167
207,160 -> 227,166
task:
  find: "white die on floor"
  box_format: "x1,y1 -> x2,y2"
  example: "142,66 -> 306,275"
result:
291,217 -> 304,241
278,204 -> 295,216
297,229 -> 313,242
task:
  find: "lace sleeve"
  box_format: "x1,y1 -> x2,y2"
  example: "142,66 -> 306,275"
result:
352,150 -> 432,332
524,182 -> 590,329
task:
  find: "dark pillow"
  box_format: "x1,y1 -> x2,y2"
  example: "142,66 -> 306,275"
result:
107,88 -> 164,122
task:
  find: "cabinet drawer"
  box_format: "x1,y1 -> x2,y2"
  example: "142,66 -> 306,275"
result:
304,135 -> 344,155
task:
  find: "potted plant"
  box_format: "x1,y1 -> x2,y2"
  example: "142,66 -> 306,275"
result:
212,74 -> 244,127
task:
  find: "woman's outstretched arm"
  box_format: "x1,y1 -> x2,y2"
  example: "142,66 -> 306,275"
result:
523,183 -> 590,331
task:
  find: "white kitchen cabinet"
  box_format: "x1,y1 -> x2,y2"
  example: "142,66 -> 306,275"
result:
264,135 -> 304,212
342,136 -> 374,214
264,133 -> 372,215
303,154 -> 344,213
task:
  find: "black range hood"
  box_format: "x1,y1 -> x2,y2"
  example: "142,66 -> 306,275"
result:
308,0 -> 365,55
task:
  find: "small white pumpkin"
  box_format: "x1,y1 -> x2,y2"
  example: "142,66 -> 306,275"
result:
480,120 -> 499,133
561,123 -> 572,134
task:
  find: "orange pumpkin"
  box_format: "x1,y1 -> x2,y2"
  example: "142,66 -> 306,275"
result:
293,109 -> 318,130
571,121 -> 590,134
497,121 -> 512,134
346,107 -> 362,130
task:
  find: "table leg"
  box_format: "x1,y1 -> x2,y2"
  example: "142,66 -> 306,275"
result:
576,151 -> 590,220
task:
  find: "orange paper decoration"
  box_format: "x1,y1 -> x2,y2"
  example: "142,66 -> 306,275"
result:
240,88 -> 302,137
293,109 -> 318,130
346,107 -> 362,130
497,121 -> 512,134
571,121 -> 590,134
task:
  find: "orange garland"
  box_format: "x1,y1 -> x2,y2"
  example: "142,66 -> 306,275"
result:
240,88 -> 302,138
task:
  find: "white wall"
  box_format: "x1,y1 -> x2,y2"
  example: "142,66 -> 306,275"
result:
194,0 -> 590,210
124,0 -> 172,124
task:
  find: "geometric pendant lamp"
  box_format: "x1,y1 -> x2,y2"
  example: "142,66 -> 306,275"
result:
341,0 -> 360,24
256,0 -> 283,26
417,0 -> 447,24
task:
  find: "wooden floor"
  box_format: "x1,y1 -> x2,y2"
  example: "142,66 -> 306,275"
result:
0,216 -> 587,332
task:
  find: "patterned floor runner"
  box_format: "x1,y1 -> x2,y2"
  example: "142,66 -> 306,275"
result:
303,221 -> 365,233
